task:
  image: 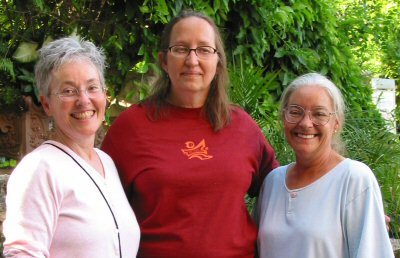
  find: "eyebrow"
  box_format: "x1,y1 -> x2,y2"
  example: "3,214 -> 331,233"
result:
289,104 -> 329,109
61,78 -> 100,87
171,40 -> 215,46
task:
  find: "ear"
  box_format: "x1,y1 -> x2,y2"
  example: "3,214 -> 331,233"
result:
158,52 -> 168,73
334,118 -> 340,133
40,95 -> 53,116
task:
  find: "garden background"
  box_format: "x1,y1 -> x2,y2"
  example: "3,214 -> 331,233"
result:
1,0 -> 400,240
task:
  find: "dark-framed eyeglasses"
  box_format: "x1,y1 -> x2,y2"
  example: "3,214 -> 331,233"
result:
167,45 -> 217,59
53,85 -> 105,102
283,104 -> 336,126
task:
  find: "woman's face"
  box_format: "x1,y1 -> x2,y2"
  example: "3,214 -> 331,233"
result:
160,16 -> 219,107
284,85 -> 339,160
41,60 -> 106,142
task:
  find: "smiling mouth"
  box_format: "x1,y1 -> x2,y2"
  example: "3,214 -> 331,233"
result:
71,110 -> 95,120
182,72 -> 202,76
296,133 -> 316,139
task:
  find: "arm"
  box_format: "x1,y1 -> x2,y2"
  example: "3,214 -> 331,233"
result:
248,134 -> 279,198
3,155 -> 61,258
344,170 -> 394,258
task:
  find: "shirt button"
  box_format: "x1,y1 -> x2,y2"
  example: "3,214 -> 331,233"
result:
290,192 -> 297,198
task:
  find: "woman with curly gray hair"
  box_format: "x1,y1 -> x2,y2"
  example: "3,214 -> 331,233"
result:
3,37 -> 140,258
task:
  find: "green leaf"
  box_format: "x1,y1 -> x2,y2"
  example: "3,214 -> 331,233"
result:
0,58 -> 16,81
139,6 -> 150,14
12,42 -> 39,63
131,61 -> 149,74
274,48 -> 286,58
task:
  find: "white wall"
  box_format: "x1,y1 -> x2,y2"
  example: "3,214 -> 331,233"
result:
371,78 -> 396,132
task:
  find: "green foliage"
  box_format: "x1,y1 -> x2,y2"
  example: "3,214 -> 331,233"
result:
228,64 -> 279,121
337,0 -> 400,78
0,0 -> 380,114
1,0 -> 398,237
337,0 -> 400,126
343,113 -> 400,237
0,157 -> 17,168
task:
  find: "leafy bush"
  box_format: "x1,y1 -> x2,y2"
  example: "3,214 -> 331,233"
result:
343,113 -> 400,237
0,157 -> 17,169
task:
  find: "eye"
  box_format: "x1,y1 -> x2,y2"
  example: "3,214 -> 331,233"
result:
60,87 -> 77,96
288,108 -> 303,117
197,46 -> 214,54
87,85 -> 101,93
172,46 -> 188,54
313,109 -> 329,117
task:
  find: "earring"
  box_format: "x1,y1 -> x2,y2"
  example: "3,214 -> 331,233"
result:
48,118 -> 54,131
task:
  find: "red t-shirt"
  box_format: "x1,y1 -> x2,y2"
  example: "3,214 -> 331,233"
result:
102,104 -> 278,258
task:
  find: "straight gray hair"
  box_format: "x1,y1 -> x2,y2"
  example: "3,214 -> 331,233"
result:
34,36 -> 107,97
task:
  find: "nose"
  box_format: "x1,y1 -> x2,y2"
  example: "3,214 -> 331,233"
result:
298,110 -> 314,127
185,49 -> 199,65
76,89 -> 91,104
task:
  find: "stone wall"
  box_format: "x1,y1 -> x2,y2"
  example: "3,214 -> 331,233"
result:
0,174 -> 9,254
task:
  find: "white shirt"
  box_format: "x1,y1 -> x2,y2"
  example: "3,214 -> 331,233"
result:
3,140 -> 140,258
255,158 -> 393,258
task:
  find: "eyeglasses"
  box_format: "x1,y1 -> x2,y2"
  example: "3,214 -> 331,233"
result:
283,104 -> 336,126
53,85 -> 105,102
168,45 -> 217,59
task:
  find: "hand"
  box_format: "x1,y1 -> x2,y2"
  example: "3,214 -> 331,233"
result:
385,215 -> 391,231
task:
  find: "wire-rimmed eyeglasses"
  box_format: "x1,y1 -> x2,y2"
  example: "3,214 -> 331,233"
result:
168,45 -> 217,59
52,85 -> 105,102
283,104 -> 337,126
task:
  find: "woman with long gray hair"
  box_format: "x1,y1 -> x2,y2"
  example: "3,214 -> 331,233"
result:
254,73 -> 393,258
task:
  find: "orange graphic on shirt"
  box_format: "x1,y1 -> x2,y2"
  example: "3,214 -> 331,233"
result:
181,139 -> 213,160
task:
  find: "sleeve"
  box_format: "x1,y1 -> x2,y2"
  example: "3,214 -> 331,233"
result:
101,116 -> 128,190
3,155 -> 62,258
101,105 -> 140,196
252,181 -> 266,226
248,131 -> 279,197
343,165 -> 394,258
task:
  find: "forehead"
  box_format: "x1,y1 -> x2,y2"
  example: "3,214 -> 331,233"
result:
54,60 -> 98,76
51,60 -> 100,86
169,16 -> 216,45
288,85 -> 334,109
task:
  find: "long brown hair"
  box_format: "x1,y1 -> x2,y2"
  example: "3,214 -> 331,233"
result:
144,10 -> 232,131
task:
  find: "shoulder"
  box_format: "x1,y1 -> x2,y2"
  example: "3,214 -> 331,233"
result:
266,165 -> 288,181
8,143 -> 67,186
95,148 -> 116,167
230,106 -> 262,131
112,104 -> 145,123
343,159 -> 376,183
258,165 -> 288,200
230,106 -> 254,121
339,159 -> 381,201
105,104 -> 144,138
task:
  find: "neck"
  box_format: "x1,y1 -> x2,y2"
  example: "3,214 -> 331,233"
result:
295,150 -> 336,172
287,150 -> 344,189
168,91 -> 207,108
53,129 -> 102,171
